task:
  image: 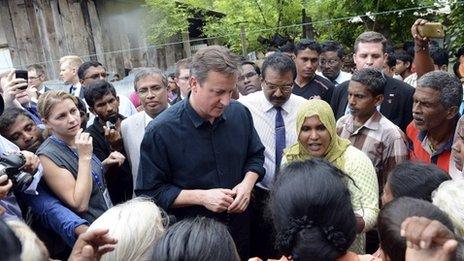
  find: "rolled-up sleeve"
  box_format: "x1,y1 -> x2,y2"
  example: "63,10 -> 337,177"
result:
135,126 -> 181,210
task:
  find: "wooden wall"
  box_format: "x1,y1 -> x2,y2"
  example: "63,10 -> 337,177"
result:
0,0 -> 184,79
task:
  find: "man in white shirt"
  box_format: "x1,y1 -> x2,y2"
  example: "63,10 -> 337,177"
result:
239,53 -> 306,258
318,40 -> 352,86
121,68 -> 169,190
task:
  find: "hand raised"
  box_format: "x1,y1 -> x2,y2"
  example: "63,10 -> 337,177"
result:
75,129 -> 93,160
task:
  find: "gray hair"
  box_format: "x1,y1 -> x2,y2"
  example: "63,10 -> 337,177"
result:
354,31 -> 387,54
417,71 -> 462,109
191,45 -> 240,84
133,67 -> 168,91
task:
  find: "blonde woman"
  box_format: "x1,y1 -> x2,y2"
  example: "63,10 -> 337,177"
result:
88,198 -> 165,260
36,91 -> 124,223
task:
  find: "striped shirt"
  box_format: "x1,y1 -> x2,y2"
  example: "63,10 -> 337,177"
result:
239,91 -> 307,189
337,111 -> 409,192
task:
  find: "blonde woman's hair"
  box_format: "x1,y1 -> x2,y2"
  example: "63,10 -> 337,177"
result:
37,90 -> 77,120
6,220 -> 49,261
88,197 -> 165,261
432,179 -> 464,238
60,55 -> 84,69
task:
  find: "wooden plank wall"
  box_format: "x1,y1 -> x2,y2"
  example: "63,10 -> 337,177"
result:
0,0 -> 184,80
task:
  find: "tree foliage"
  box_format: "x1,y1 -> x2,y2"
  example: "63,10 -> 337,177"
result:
145,0 -> 454,54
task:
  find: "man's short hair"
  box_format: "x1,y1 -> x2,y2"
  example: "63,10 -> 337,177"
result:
417,71 -> 462,109
351,68 -> 386,96
354,31 -> 387,53
26,64 -> 45,75
190,45 -> 240,84
395,51 -> 413,67
241,61 -> 261,76
0,108 -> 33,136
60,55 -> 84,69
294,39 -> 321,55
431,47 -> 449,67
133,67 -> 168,91
175,58 -> 192,78
320,40 -> 344,59
261,52 -> 297,81
83,80 -> 117,108
78,61 -> 103,81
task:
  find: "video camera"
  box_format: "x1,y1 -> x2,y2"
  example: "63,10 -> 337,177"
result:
0,152 -> 34,193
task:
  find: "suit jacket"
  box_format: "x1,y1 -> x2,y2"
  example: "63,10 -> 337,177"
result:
121,111 -> 146,189
330,76 -> 414,131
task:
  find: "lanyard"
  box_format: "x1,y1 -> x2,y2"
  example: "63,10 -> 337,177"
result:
49,136 -> 105,192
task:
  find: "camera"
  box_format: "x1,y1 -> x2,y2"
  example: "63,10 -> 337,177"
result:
0,152 -> 34,193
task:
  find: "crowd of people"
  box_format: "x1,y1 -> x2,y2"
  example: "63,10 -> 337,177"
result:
1,18 -> 463,261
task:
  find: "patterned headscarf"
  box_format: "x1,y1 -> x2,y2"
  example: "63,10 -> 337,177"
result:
284,99 -> 351,170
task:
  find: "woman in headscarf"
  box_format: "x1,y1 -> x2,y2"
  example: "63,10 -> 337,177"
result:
283,99 -> 379,254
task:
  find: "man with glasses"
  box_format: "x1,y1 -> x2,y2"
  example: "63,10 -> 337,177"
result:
292,39 -> 335,102
77,61 -> 137,119
239,53 -> 306,258
318,40 -> 352,87
172,58 -> 192,104
237,61 -> 261,96
121,68 -> 169,192
27,64 -> 50,100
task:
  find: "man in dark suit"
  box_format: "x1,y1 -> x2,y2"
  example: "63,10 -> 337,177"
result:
330,31 -> 414,131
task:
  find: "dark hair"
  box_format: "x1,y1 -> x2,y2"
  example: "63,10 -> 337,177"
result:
241,61 -> 261,76
261,53 -> 297,81
270,159 -> 356,261
354,31 -> 387,54
77,61 -> 103,81
83,80 -> 117,108
453,62 -> 462,78
26,64 -> 46,76
431,47 -> 449,67
321,41 -> 344,59
386,52 -> 397,68
0,107 -> 33,136
402,41 -> 415,57
278,42 -> 296,54
417,71 -> 462,109
395,51 -> 413,68
388,162 -> 450,202
378,197 -> 454,261
295,39 -> 321,56
350,68 -> 386,96
455,46 -> 464,58
152,217 -> 239,261
0,219 -> 22,261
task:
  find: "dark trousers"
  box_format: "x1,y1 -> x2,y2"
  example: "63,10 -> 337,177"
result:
249,186 -> 279,259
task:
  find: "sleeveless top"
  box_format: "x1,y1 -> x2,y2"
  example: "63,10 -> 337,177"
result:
36,137 -> 109,223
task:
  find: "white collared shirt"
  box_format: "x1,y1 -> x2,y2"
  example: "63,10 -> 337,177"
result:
144,111 -> 153,127
317,70 -> 352,86
239,91 -> 307,189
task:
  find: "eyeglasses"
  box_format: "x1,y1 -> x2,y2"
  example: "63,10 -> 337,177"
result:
238,71 -> 258,81
319,59 -> 340,67
263,79 -> 293,92
137,85 -> 165,96
84,72 -> 108,80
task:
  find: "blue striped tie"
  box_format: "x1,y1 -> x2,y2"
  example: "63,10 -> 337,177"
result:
275,107 -> 286,172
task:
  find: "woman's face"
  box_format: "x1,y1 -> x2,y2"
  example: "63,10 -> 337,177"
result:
381,180 -> 394,205
298,115 -> 331,158
45,99 -> 81,139
452,124 -> 464,171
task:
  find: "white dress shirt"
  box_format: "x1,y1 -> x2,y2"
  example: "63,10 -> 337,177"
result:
239,91 -> 307,189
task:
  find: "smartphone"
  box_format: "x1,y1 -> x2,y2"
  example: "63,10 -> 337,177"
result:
417,22 -> 445,38
14,70 -> 28,90
106,115 -> 118,130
